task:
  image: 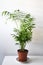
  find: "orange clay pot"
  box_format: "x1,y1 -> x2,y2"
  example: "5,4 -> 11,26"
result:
17,49 -> 28,62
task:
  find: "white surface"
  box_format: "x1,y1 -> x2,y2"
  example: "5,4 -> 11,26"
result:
2,56 -> 43,65
0,0 -> 43,55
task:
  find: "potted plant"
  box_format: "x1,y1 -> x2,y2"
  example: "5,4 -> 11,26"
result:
2,10 -> 35,62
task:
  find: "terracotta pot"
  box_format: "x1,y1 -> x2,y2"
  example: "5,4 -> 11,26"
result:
17,49 -> 28,62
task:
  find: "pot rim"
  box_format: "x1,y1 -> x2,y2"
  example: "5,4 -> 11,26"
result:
17,49 -> 28,52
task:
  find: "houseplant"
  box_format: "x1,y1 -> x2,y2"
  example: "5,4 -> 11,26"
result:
2,10 -> 35,62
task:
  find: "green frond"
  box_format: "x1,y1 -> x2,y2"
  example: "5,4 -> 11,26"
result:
2,10 -> 35,50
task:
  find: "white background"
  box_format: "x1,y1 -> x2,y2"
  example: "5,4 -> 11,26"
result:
0,0 -> 43,56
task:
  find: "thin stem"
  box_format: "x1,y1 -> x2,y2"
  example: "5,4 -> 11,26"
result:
20,42 -> 25,50
15,21 -> 18,29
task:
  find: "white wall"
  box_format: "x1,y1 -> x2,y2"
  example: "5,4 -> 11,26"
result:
0,0 -> 43,56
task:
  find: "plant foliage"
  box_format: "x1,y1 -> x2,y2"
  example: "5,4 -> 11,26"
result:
2,10 -> 35,50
